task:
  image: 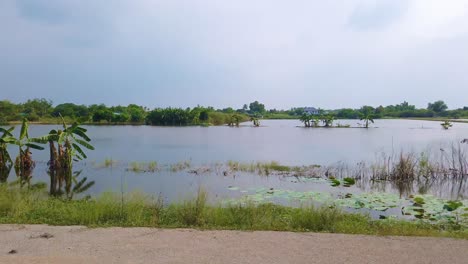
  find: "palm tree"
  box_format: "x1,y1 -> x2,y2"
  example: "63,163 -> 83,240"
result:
359,110 -> 375,128
358,106 -> 376,128
321,114 -> 335,127
311,116 -> 320,127
300,113 -> 311,127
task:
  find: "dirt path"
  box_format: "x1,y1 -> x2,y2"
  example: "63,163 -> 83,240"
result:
0,225 -> 466,264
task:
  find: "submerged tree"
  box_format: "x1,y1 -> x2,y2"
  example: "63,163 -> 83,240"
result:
12,119 -> 45,186
38,117 -> 95,198
321,114 -> 335,127
0,127 -> 15,182
300,113 -> 311,127
250,115 -> 260,127
359,106 -> 375,128
229,114 -> 242,127
441,120 -> 453,130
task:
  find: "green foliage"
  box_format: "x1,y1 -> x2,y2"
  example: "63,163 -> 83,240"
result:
0,99 -> 467,124
248,101 -> 266,114
321,114 -> 335,127
0,187 -> 465,238
359,106 -> 375,128
441,120 -> 453,130
428,100 -> 448,113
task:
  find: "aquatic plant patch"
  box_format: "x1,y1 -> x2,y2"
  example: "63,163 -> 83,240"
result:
224,187 -> 468,227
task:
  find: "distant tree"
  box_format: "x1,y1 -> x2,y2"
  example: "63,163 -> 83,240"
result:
299,113 -> 311,127
248,101 -> 266,114
92,109 -> 113,123
22,98 -> 53,117
359,106 -> 375,128
427,100 -> 448,113
336,108 -> 359,119
250,116 -> 260,127
321,114 -> 335,127
127,104 -> 146,123
199,111 -> 209,122
222,107 -> 234,114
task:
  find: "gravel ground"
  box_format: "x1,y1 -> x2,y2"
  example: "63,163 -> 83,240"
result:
1,225 -> 467,264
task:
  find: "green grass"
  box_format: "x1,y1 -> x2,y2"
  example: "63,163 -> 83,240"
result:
0,186 -> 466,239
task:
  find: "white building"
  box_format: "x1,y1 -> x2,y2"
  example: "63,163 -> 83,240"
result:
303,107 -> 320,115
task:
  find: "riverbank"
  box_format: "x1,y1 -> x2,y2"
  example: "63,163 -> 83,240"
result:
1,188 -> 466,239
1,225 -> 467,264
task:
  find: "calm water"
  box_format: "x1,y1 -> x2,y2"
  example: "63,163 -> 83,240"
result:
2,119 -> 468,203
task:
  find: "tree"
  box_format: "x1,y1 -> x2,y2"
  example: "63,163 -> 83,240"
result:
229,114 -> 242,127
35,117 -> 94,198
248,101 -> 266,114
359,106 -> 375,128
300,113 -> 311,127
321,114 -> 335,127
427,100 -> 448,113
22,98 -> 53,117
11,119 -> 45,186
250,115 -> 260,127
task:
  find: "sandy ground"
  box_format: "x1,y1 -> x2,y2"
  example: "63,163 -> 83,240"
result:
0,225 -> 467,264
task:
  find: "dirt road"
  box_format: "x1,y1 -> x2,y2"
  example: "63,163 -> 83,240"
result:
1,225 -> 466,264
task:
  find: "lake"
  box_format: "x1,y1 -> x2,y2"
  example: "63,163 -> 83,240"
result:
2,119 -> 468,218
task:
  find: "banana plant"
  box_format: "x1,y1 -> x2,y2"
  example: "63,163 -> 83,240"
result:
36,116 -> 94,198
0,127 -> 15,182
10,119 -> 45,185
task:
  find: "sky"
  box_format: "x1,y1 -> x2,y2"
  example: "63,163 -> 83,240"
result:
1,0 -> 468,110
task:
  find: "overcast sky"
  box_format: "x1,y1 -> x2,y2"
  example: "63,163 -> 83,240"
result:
1,0 -> 468,110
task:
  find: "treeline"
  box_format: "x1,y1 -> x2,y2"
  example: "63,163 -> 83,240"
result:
0,99 -> 249,126
268,100 -> 468,119
333,101 -> 468,119
1,99 -> 467,126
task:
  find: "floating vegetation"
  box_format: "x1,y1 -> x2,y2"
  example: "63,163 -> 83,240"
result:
188,167 -> 211,175
343,177 -> 356,186
224,187 -> 468,227
147,161 -> 158,172
94,158 -> 117,169
127,161 -> 159,173
402,195 -> 468,226
441,120 -> 453,130
104,158 -> 115,168
170,160 -> 191,172
334,193 -> 402,211
226,161 -> 321,177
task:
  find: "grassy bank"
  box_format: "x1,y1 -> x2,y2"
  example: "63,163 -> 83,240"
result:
0,187 -> 466,239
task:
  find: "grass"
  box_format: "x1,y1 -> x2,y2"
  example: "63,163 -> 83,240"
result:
227,161 -> 292,175
127,161 -> 159,173
0,186 -> 466,239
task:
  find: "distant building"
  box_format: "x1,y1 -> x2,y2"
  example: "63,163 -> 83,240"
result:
303,107 -> 320,115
